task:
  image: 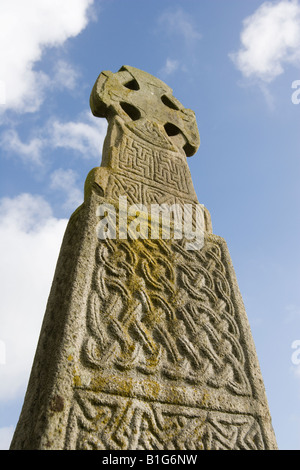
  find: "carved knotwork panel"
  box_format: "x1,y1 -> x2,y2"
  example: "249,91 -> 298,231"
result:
61,232 -> 266,451
81,236 -> 252,397
64,233 -> 266,450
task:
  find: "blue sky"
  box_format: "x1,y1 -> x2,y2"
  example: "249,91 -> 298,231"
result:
0,0 -> 299,450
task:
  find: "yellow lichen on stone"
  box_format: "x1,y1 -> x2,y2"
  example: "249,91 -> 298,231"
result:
73,374 -> 82,387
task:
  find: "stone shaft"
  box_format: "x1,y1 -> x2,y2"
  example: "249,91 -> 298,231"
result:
10,66 -> 277,450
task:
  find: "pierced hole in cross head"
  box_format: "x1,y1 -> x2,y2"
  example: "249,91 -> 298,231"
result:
161,94 -> 179,110
124,79 -> 140,91
183,142 -> 196,157
164,122 -> 181,137
120,102 -> 141,121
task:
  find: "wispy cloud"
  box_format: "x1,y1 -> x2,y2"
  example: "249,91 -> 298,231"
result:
158,58 -> 186,80
50,168 -> 83,210
0,111 -> 107,165
158,7 -> 202,46
230,0 -> 300,83
49,112 -> 106,158
51,60 -> 81,91
160,58 -> 180,76
0,0 -> 94,114
0,129 -> 45,166
157,7 -> 202,80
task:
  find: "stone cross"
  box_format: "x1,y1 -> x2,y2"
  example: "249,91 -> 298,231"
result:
10,66 -> 277,450
90,65 -> 200,157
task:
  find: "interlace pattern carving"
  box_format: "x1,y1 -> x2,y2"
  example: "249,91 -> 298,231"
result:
62,234 -> 267,450
82,236 -> 252,396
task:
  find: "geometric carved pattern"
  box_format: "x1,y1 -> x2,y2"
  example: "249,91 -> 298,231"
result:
118,134 -> 190,194
107,174 -> 196,208
104,117 -> 198,206
65,390 -> 265,450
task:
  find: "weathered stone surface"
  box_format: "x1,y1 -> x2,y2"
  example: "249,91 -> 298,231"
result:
10,66 -> 277,450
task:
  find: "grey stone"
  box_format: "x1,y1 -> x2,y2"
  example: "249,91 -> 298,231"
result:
10,66 -> 277,450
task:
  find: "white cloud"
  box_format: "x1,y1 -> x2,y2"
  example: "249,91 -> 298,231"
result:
159,58 -> 180,77
0,194 -> 67,401
0,0 -> 94,113
230,0 -> 300,82
0,425 -> 14,450
0,81 -> 6,106
0,111 -> 107,165
0,129 -> 44,166
50,113 -> 107,158
51,60 -> 80,91
50,168 -> 83,210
